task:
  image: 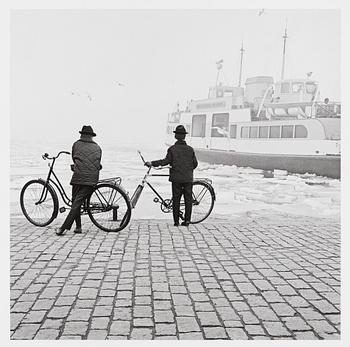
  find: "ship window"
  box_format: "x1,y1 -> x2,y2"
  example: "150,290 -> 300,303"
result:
281,125 -> 294,138
259,126 -> 269,138
191,115 -> 206,137
249,126 -> 258,138
230,124 -> 237,138
168,113 -> 181,123
167,125 -> 173,134
281,82 -> 290,94
292,83 -> 304,93
269,126 -> 281,138
306,82 -> 317,94
295,125 -> 308,138
241,126 -> 249,138
211,113 -> 229,137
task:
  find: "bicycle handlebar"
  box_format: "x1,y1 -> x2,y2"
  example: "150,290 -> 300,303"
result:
42,151 -> 70,160
137,150 -> 171,171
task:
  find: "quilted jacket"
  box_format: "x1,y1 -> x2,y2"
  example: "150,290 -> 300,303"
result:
70,138 -> 102,186
152,140 -> 198,183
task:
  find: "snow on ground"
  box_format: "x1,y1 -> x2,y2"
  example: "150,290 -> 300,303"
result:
10,140 -> 340,221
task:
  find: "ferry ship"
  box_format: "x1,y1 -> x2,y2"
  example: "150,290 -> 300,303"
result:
165,29 -> 341,179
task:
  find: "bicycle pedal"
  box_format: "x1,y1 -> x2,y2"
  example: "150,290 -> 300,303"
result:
59,207 -> 66,213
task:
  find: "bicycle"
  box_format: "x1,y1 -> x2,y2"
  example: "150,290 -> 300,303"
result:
20,150 -> 215,233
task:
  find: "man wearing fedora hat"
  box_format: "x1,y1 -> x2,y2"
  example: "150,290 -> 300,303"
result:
145,124 -> 198,226
56,125 -> 102,236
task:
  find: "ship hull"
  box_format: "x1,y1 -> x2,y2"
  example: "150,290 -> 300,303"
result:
193,148 -> 340,179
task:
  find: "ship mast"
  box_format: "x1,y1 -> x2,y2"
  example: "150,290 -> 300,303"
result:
281,23 -> 288,80
238,41 -> 245,87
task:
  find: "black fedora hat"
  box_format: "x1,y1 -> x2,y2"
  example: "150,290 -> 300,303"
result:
79,125 -> 96,137
173,125 -> 188,135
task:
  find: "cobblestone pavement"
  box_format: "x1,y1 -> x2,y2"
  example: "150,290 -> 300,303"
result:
10,215 -> 340,340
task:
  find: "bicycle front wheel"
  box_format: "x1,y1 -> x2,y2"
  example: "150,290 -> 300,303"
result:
20,179 -> 58,227
181,181 -> 215,224
87,183 -> 132,232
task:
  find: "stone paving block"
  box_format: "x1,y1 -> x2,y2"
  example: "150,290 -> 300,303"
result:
110,320 -> 131,335
284,296 -> 310,308
62,321 -> 89,336
252,306 -> 279,321
130,327 -> 153,339
179,332 -> 204,339
91,317 -> 109,330
47,306 -> 71,319
308,320 -> 337,334
67,308 -> 92,321
155,323 -> 176,336
174,305 -> 195,317
22,310 -> 46,324
294,331 -> 319,339
93,305 -> 113,317
236,282 -> 258,294
10,313 -> 25,331
197,311 -> 221,326
310,299 -> 339,314
296,307 -> 325,320
271,303 -> 296,317
154,310 -> 175,323
34,328 -> 60,340
78,288 -> 98,300
283,316 -> 311,331
153,300 -> 172,310
11,323 -> 41,340
133,318 -> 154,327
87,330 -> 108,339
263,322 -> 291,337
176,317 -> 200,332
245,324 -> 265,335
11,301 -> 34,313
203,326 -> 228,339
226,327 -> 249,339
133,305 -> 153,318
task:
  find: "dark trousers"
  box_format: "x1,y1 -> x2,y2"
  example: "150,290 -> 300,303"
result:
172,182 -> 193,224
61,184 -> 93,230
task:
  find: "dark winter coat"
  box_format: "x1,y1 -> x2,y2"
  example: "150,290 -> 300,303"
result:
70,138 -> 102,186
152,140 -> 198,183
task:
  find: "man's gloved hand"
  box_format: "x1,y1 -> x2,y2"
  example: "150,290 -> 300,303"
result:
144,161 -> 152,168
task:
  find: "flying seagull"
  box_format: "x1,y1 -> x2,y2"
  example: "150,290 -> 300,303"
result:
258,9 -> 265,16
115,81 -> 125,87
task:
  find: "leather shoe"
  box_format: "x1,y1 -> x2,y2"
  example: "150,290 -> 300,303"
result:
174,223 -> 179,227
74,227 -> 82,234
55,227 -> 66,236
181,221 -> 190,226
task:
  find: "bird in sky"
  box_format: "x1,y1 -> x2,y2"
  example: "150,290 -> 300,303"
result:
115,81 -> 125,87
258,9 -> 265,16
306,72 -> 313,78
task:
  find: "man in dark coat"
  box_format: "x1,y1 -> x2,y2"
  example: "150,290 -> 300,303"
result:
145,125 -> 198,226
56,125 -> 102,236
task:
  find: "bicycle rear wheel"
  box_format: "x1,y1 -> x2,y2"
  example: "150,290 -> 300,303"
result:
87,183 -> 132,232
180,181 -> 215,224
20,179 -> 58,227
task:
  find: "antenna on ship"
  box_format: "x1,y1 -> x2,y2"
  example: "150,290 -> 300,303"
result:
238,41 -> 245,87
215,59 -> 224,86
281,20 -> 288,80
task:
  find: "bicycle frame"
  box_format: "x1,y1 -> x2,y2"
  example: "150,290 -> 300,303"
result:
38,153 -> 72,208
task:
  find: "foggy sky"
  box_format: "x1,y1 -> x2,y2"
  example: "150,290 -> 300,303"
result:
10,9 -> 340,146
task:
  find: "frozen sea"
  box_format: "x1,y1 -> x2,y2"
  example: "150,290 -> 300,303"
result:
10,138 -> 340,222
